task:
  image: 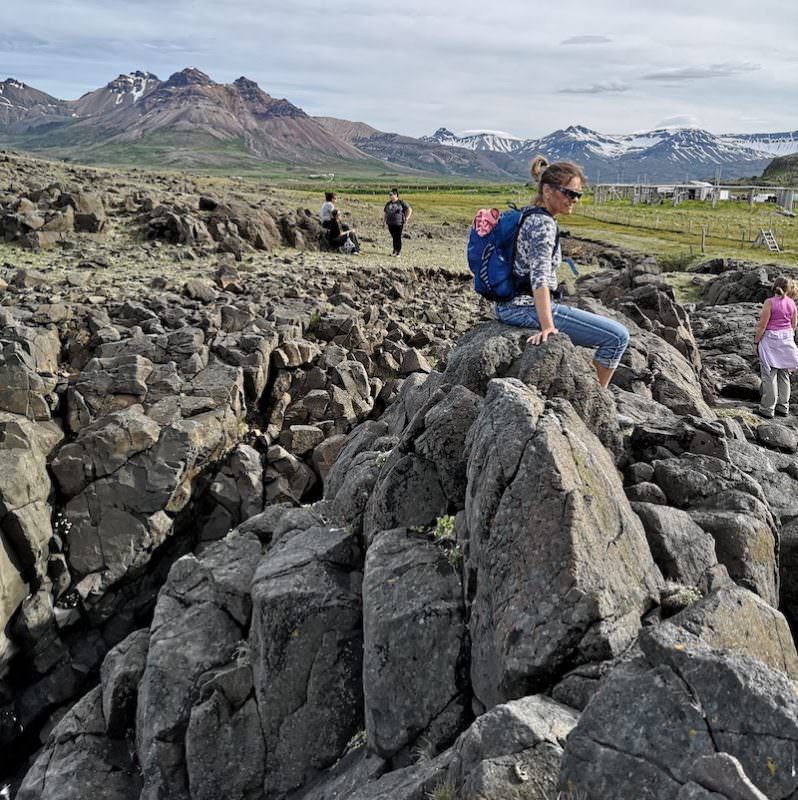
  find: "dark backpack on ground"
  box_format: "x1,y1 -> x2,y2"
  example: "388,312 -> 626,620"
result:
466,205 -> 558,301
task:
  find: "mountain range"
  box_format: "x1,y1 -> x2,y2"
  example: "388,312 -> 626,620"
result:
422,126 -> 798,182
1,68 -> 797,182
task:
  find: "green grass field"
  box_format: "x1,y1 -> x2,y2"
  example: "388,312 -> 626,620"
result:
272,181 -> 796,265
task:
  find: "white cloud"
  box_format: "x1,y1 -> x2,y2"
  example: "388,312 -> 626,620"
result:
561,35 -> 612,45
559,82 -> 629,95
654,114 -> 704,130
642,62 -> 760,82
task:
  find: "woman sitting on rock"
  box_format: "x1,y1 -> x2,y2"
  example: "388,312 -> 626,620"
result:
327,208 -> 361,254
496,156 -> 630,388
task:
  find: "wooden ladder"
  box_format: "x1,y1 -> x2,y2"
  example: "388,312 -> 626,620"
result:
755,228 -> 781,253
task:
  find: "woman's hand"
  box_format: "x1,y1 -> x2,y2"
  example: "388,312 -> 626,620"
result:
527,326 -> 559,346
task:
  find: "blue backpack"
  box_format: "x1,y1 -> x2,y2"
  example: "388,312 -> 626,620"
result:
467,205 -> 558,301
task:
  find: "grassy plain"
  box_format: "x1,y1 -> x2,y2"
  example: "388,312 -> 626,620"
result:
277,181 -> 798,271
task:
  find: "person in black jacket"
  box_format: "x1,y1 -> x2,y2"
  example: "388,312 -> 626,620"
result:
383,188 -> 412,256
327,209 -> 360,254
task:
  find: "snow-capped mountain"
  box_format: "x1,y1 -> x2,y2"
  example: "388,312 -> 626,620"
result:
425,124 -> 798,181
71,71 -> 162,116
0,77 -> 70,131
422,127 -> 526,153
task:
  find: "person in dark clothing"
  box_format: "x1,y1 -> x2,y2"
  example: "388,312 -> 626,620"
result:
320,191 -> 336,229
327,209 -> 360,254
383,188 -> 412,256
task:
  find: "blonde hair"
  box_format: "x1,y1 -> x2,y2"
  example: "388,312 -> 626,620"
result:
530,155 -> 586,205
772,276 -> 798,299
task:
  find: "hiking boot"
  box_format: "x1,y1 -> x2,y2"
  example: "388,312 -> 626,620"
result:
776,408 -> 790,417
756,408 -> 775,419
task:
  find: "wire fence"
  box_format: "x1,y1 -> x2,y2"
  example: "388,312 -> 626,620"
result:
575,204 -> 793,253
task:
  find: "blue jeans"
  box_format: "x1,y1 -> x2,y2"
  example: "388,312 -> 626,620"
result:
496,301 -> 630,368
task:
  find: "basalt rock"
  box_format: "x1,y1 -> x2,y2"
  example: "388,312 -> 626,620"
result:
446,695 -> 578,800
363,528 -> 468,762
465,378 -> 661,709
249,524 -> 363,799
559,622 -> 798,799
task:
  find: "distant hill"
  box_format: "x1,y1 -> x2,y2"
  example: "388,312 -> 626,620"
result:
761,153 -> 798,184
315,117 -> 520,179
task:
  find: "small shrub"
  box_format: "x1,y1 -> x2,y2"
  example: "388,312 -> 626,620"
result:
343,729 -> 368,756
432,515 -> 455,541
445,543 -> 464,570
305,309 -> 321,336
375,450 -> 392,468
656,251 -> 695,272
430,515 -> 463,570
425,782 -> 456,800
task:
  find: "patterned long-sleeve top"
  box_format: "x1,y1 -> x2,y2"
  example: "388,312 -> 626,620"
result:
510,211 -> 560,304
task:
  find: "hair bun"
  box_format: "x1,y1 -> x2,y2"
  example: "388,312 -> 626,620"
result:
530,155 -> 550,181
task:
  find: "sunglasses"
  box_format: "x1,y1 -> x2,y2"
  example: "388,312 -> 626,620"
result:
553,184 -> 583,201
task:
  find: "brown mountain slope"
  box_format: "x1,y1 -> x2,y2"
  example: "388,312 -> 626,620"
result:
0,78 -> 71,132
71,71 -> 162,117
317,116 -> 522,178
314,116 -> 383,142
75,69 -> 370,163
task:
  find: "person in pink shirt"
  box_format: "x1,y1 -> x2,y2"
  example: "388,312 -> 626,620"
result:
754,276 -> 798,418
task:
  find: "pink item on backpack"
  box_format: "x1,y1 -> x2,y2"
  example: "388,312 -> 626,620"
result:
473,208 -> 501,237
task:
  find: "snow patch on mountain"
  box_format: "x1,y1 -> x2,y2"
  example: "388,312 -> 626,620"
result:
421,127 -> 525,153
724,131 -> 798,157
107,72 -> 160,102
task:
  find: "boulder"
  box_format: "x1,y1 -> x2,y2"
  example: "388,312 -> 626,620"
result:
559,622 -> 798,799
249,525 -> 363,799
670,581 -> 798,680
0,339 -> 56,420
136,533 -> 261,800
64,406 -> 240,591
363,528 -> 468,761
185,662 -> 265,800
465,379 -> 661,709
631,502 -> 717,585
443,323 -> 626,456
100,628 -> 149,736
653,454 -> 779,606
446,695 -> 578,800
0,413 -> 62,592
16,686 -> 141,800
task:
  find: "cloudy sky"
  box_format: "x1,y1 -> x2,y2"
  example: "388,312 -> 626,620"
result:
2,0 -> 796,139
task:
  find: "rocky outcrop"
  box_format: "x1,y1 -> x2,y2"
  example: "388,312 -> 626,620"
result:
560,622 -> 798,799
652,454 -> 779,605
465,379 -> 662,708
7,180 -> 798,800
136,534 -> 261,800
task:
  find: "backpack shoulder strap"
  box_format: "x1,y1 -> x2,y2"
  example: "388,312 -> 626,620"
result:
510,205 -> 559,266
